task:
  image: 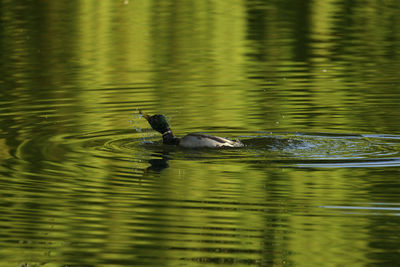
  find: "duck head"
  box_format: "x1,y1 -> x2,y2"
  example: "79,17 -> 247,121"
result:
140,110 -> 171,134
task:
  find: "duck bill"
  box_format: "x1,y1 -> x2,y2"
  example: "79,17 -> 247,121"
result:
139,110 -> 151,121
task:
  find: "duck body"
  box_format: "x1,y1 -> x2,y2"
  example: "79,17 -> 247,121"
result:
140,111 -> 244,148
179,133 -> 243,148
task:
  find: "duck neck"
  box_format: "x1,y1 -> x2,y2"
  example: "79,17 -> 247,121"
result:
162,130 -> 180,145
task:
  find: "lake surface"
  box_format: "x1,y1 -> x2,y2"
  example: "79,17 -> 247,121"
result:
1,1 -> 400,266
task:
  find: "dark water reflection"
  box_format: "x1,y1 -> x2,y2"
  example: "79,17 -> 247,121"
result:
1,0 -> 400,266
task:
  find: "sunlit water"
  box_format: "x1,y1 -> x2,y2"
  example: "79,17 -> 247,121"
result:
1,1 -> 400,266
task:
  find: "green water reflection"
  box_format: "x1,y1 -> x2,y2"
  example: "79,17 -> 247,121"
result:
1,0 -> 400,266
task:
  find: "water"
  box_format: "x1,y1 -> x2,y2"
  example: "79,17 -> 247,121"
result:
1,1 -> 400,266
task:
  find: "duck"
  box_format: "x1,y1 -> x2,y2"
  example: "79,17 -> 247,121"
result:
139,110 -> 244,148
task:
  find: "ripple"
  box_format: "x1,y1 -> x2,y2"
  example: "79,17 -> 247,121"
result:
14,130 -> 400,169
320,204 -> 400,216
74,131 -> 400,168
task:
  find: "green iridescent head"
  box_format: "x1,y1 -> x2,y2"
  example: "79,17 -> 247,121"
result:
140,110 -> 171,134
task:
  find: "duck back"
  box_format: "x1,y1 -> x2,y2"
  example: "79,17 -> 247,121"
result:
179,133 -> 243,148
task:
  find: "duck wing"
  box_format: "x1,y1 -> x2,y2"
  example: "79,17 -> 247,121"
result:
179,133 -> 243,148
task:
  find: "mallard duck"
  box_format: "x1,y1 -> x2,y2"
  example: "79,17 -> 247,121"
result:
140,110 -> 244,148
